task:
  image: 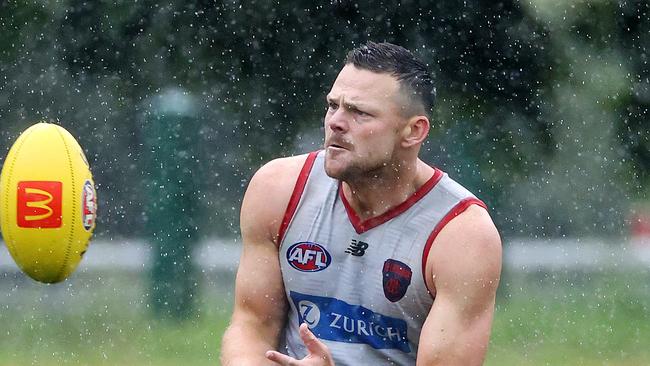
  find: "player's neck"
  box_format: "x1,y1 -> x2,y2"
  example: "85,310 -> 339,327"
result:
341,159 -> 434,221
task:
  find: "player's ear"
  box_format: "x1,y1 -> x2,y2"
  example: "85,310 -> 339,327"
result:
401,115 -> 429,148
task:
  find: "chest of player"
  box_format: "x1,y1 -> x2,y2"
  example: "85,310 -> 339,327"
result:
278,203 -> 435,358
279,205 -> 431,311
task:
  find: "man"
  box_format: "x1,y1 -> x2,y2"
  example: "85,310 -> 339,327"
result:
221,42 -> 502,365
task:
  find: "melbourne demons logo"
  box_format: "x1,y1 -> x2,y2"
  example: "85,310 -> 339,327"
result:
17,181 -> 63,228
286,242 -> 331,272
382,259 -> 412,302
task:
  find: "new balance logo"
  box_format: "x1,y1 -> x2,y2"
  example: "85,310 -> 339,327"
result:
345,239 -> 369,257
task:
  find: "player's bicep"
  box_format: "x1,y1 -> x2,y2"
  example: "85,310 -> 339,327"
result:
417,205 -> 501,365
417,291 -> 495,366
232,236 -> 287,328
230,166 -> 291,335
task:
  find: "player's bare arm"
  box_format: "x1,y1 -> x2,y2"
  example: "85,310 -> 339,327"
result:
220,154 -> 309,365
417,205 -> 502,366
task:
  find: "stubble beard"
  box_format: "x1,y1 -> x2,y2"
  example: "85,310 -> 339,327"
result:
324,152 -> 394,184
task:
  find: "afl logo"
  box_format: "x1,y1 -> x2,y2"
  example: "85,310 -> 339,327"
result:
286,242 -> 331,272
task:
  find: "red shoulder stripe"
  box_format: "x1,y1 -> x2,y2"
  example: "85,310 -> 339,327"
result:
421,197 -> 488,298
276,151 -> 319,247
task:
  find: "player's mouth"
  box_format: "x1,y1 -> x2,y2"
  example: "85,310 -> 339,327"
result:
326,140 -> 351,151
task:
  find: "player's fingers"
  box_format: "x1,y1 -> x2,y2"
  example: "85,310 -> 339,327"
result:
299,323 -> 329,356
265,350 -> 298,366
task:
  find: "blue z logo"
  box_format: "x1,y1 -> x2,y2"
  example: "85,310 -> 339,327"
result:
299,301 -> 320,327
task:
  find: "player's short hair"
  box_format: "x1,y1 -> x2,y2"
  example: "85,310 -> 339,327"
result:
344,41 -> 436,116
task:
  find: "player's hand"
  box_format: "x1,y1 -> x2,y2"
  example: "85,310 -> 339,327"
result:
265,323 -> 335,366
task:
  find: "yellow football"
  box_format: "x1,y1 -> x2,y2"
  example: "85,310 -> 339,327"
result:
0,122 -> 97,283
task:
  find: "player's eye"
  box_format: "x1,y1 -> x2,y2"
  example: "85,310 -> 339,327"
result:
327,101 -> 338,111
351,108 -> 370,117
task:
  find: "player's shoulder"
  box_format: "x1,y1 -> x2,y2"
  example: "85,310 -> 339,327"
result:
248,153 -> 312,192
426,205 -> 501,292
458,205 -> 500,242
240,153 -> 315,243
436,205 -> 501,257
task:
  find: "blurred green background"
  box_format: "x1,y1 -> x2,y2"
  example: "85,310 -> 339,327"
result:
1,0 -> 650,365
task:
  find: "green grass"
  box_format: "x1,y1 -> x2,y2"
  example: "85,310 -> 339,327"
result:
0,271 -> 232,365
486,269 -> 650,366
1,268 -> 650,365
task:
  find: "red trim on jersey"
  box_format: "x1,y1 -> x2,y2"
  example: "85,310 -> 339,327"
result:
421,197 -> 488,298
276,151 -> 319,247
340,168 -> 444,234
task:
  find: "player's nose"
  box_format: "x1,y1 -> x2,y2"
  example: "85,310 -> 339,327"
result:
325,108 -> 350,133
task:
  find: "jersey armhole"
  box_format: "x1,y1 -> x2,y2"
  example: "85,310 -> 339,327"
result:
421,197 -> 488,298
276,151 -> 319,247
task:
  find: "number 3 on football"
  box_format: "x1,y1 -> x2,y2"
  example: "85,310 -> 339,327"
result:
0,122 -> 97,283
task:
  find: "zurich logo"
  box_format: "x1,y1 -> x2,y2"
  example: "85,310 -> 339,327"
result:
286,242 -> 331,272
290,291 -> 411,352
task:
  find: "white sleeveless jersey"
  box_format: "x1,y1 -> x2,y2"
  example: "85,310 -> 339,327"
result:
277,151 -> 485,365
